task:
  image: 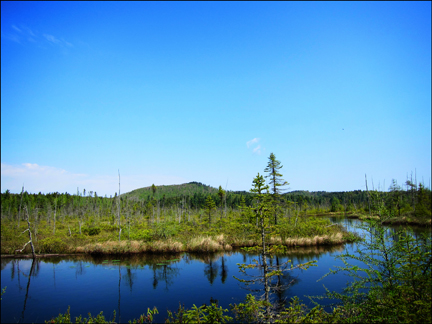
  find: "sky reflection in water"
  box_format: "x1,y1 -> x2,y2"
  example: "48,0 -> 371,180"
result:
1,218 -> 429,323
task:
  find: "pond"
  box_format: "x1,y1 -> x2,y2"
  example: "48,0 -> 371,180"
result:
1,218 -> 430,323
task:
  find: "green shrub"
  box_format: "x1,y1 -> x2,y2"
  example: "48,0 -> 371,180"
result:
129,229 -> 152,241
82,227 -> 101,236
167,302 -> 232,323
39,237 -> 68,253
153,222 -> 179,239
99,223 -> 117,232
314,219 -> 432,323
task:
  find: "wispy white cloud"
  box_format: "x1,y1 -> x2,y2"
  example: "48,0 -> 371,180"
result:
1,163 -> 187,196
22,26 -> 36,37
43,33 -> 73,47
12,25 -> 22,33
246,138 -> 259,148
252,145 -> 262,155
1,31 -> 21,43
43,33 -> 61,44
62,38 -> 73,47
2,24 -> 73,48
246,138 -> 263,155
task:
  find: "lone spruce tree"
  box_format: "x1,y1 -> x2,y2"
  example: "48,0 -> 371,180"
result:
205,195 -> 216,225
218,186 -> 225,219
264,153 -> 289,225
234,173 -> 315,321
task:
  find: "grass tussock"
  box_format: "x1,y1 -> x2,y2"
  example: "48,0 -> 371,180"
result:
75,246 -> 85,253
282,232 -> 344,247
230,237 -> 260,247
148,240 -> 184,253
77,240 -> 186,254
187,236 -> 232,252
269,237 -> 282,244
130,240 -> 143,252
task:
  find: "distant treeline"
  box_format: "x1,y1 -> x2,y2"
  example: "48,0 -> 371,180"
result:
1,180 -> 431,223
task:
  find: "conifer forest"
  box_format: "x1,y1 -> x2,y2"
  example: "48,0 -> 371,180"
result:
1,154 -> 431,323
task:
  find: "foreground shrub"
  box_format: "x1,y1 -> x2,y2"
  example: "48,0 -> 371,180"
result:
312,218 -> 432,323
166,302 -> 232,323
82,227 -> 101,236
39,237 -> 68,253
129,229 -> 153,241
46,306 -> 158,323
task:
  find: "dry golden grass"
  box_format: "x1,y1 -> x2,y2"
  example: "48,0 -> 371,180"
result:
270,237 -> 282,244
283,235 -> 341,247
186,235 -> 234,252
63,231 -> 349,255
76,240 -> 134,254
231,238 -> 260,247
146,240 -> 185,253
214,234 -> 225,244
148,240 -> 168,252
170,241 -> 184,252
93,243 -> 105,253
130,240 -> 142,253
188,236 -> 221,252
330,232 -> 343,244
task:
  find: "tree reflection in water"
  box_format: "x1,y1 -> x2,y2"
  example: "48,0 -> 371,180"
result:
204,259 -> 219,285
123,267 -> 136,292
149,261 -> 180,291
220,256 -> 228,284
19,259 -> 37,323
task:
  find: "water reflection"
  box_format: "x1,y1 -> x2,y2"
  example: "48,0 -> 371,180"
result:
1,218 -> 430,323
152,262 -> 180,291
118,263 -> 121,323
204,259 -> 219,285
20,259 -> 36,323
220,256 -> 228,284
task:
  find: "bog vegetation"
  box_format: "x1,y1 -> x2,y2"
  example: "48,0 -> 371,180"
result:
1,162 -> 430,256
41,214 -> 431,323
1,153 -> 431,322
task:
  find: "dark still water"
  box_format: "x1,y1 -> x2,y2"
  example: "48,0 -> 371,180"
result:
1,219 -> 430,323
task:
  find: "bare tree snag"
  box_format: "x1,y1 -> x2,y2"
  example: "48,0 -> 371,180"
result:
118,169 -> 121,241
15,206 -> 36,259
18,185 -> 24,228
365,174 -> 372,216
53,197 -> 57,235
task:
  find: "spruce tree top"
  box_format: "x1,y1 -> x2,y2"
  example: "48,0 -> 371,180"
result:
264,153 -> 289,196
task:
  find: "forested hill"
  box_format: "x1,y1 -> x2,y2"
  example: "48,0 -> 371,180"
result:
1,181 -> 430,217
122,182 -> 376,212
123,182 -> 220,201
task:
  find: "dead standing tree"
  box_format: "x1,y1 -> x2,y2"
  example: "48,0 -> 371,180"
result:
118,169 -> 122,241
15,206 -> 36,259
17,185 -> 24,228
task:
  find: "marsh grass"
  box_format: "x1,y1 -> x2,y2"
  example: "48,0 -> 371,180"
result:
345,212 -> 431,226
1,213 -> 359,255
381,215 -> 432,226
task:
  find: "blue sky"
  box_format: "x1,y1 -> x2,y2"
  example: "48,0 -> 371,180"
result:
1,1 -> 431,196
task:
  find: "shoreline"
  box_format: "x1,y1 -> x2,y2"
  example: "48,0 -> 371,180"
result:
344,213 -> 432,226
1,232 -> 358,258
